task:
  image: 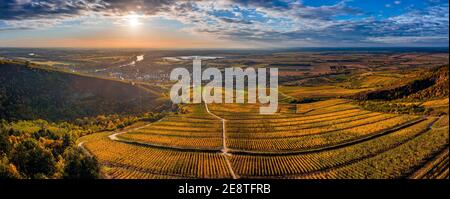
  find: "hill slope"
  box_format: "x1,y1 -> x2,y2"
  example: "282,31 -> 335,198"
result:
407,65 -> 449,99
0,60 -> 170,121
351,65 -> 449,101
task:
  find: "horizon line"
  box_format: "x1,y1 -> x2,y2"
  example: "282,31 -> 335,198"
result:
0,46 -> 448,51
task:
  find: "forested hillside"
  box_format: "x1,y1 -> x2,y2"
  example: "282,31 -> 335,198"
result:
0,60 -> 170,121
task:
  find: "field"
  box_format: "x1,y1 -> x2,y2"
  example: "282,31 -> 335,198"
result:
0,0 -> 449,184
81,97 -> 449,179
2,49 -> 447,179
279,86 -> 370,99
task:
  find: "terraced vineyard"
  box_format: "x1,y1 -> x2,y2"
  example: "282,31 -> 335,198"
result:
80,98 -> 449,179
117,104 -> 223,151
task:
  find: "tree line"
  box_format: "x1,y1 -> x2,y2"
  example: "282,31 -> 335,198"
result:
0,113 -> 163,179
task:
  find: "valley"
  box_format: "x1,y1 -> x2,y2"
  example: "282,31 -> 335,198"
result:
1,48 -> 448,179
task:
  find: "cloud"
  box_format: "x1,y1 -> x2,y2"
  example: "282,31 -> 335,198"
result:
226,0 -> 293,10
0,0 -> 182,21
218,17 -> 253,24
0,0 -> 448,47
0,0 -> 107,20
101,0 -> 176,15
199,3 -> 449,46
0,27 -> 32,31
365,36 -> 447,44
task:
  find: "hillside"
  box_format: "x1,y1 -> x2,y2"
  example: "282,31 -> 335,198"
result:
351,65 -> 449,101
0,60 -> 170,121
407,65 -> 449,99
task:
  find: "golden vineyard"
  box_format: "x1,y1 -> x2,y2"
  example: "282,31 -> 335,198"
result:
79,96 -> 449,179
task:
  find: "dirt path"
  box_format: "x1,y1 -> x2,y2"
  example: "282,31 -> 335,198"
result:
429,116 -> 448,130
85,104 -> 238,179
271,88 -> 293,100
229,117 -> 427,156
77,142 -> 91,156
285,116 -> 440,179
108,122 -> 157,141
107,118 -> 224,152
204,102 -> 238,179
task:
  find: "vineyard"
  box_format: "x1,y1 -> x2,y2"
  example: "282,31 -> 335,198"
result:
80,98 -> 449,179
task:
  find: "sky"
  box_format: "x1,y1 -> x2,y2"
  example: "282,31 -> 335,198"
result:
0,0 -> 448,48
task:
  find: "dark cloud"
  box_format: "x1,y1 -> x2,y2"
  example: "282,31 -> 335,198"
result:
228,0 -> 293,10
293,2 -> 362,20
0,0 -> 104,20
0,26 -> 32,31
0,0 -> 176,20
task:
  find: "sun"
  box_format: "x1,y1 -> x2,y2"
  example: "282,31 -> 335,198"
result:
126,14 -> 141,27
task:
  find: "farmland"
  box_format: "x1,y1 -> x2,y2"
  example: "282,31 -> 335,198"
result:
81,97 -> 449,179
2,49 -> 448,180
75,54 -> 449,179
0,0 -> 449,185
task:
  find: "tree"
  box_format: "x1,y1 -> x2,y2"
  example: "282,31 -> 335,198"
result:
33,128 -> 58,140
11,139 -> 56,178
63,148 -> 99,179
62,133 -> 74,148
0,128 -> 11,155
0,156 -> 20,179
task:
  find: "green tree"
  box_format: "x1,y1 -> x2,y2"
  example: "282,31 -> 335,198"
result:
63,148 -> 99,179
11,139 -> 56,178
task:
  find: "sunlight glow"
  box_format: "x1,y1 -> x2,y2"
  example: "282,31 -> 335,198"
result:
126,14 -> 141,27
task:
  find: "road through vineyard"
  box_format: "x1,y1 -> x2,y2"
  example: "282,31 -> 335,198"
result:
80,99 -> 449,179
204,102 -> 238,179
